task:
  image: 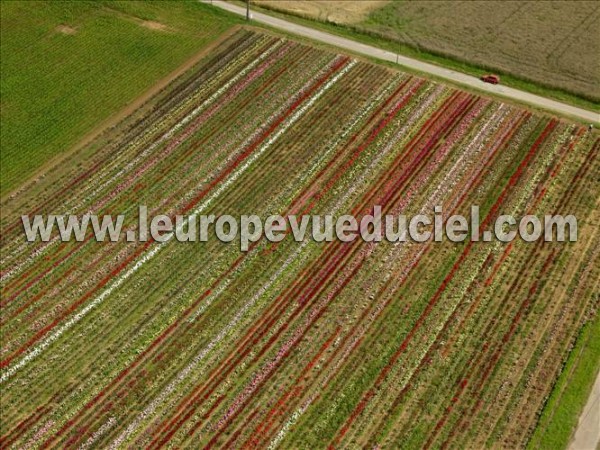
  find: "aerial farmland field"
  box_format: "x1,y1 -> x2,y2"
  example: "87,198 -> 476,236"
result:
1,4 -> 599,450
253,0 -> 600,109
0,1 -> 241,194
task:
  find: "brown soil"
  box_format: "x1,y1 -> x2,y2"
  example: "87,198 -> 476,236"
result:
253,0 -> 389,24
140,20 -> 168,32
55,24 -> 77,35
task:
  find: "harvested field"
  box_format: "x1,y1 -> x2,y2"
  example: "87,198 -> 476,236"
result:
1,29 -> 599,449
253,1 -> 389,24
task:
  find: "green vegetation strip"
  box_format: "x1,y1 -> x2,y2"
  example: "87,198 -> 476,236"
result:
528,312 -> 600,450
0,0 -> 242,195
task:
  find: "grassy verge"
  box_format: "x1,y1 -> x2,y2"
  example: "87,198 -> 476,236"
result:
527,311 -> 600,449
0,0 -> 242,195
236,23 -> 596,129
240,2 -> 600,114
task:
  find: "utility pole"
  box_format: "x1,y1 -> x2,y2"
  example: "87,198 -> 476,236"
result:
246,0 -> 250,20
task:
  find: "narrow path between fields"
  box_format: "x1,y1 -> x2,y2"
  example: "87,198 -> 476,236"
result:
569,370 -> 600,450
204,0 -> 599,124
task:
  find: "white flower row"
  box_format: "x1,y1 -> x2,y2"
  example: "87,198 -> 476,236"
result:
0,39 -> 284,283
265,96 -> 504,447
105,59 -> 357,448
78,417 -> 117,450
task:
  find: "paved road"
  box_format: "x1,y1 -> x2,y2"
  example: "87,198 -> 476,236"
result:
569,370 -> 600,450
204,0 -> 599,124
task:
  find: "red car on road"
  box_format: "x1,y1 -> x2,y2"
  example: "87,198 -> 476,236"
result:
481,74 -> 500,84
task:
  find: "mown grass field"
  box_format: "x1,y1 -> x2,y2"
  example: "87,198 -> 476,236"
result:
0,0 -> 241,195
1,26 -> 598,449
251,0 -> 600,110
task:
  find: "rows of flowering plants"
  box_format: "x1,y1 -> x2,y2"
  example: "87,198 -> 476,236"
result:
1,29 -> 598,449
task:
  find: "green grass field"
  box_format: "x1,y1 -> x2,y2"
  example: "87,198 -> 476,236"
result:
0,0 -> 241,196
